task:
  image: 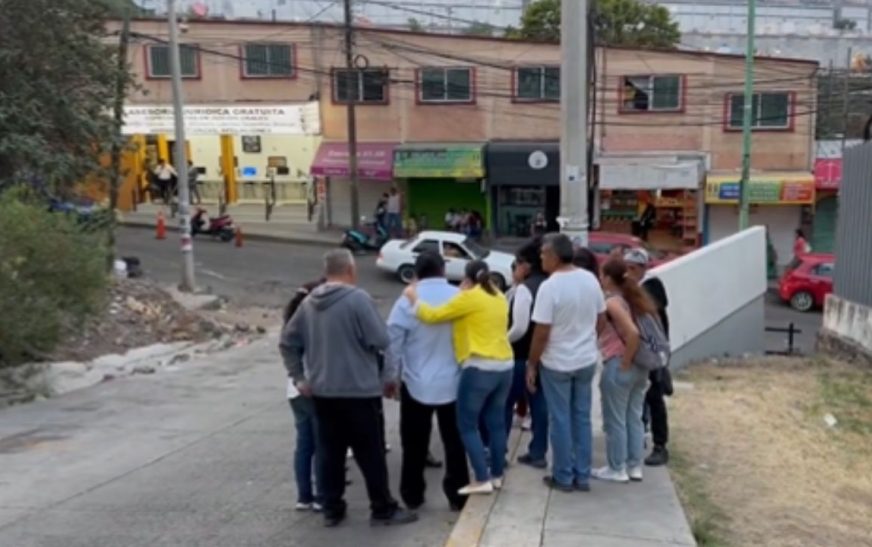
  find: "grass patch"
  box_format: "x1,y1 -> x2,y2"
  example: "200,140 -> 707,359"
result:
669,449 -> 730,547
816,370 -> 872,436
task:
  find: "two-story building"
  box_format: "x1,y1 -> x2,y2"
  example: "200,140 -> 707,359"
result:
113,18 -> 817,262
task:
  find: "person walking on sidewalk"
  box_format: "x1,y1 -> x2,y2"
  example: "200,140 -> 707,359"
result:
527,233 -> 606,492
283,279 -> 326,512
403,260 -> 513,496
387,251 -> 470,511
593,258 -> 655,484
280,249 -> 417,528
386,187 -> 403,238
506,239 -> 550,470
623,249 -> 672,467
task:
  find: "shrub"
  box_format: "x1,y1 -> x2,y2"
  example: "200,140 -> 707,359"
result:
0,193 -> 108,367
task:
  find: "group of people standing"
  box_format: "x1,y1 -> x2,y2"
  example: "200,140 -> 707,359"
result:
279,233 -> 672,528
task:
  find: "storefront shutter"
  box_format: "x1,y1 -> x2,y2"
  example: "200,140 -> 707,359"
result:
812,196 -> 838,253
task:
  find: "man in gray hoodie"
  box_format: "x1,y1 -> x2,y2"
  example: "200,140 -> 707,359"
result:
281,249 -> 417,528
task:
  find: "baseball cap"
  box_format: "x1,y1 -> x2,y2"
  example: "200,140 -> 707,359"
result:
623,248 -> 650,266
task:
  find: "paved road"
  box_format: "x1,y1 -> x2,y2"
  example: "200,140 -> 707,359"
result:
117,227 -> 822,354
0,335 -> 459,547
116,227 -> 401,313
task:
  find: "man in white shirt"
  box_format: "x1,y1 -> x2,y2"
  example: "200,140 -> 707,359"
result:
386,187 -> 403,237
153,159 -> 177,204
527,233 -> 606,492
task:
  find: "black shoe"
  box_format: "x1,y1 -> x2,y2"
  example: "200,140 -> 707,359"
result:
517,453 -> 548,469
574,481 -> 591,492
370,508 -> 419,527
449,499 -> 466,512
645,445 -> 669,467
425,452 -> 443,468
542,476 -> 574,493
324,514 -> 346,528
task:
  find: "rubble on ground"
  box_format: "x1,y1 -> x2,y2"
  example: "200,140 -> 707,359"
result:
57,278 -> 226,363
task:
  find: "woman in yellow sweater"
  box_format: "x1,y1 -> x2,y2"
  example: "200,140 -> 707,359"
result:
403,260 -> 514,496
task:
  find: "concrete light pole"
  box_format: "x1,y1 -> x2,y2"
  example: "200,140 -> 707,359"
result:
558,0 -> 590,245
167,0 -> 197,291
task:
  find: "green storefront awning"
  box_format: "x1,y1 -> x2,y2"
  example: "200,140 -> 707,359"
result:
394,143 -> 485,179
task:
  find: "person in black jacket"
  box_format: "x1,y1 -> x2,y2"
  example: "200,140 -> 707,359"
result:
506,238 -> 550,469
623,248 -> 672,467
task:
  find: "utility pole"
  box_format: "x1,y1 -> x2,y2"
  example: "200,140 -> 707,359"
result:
558,0 -> 589,245
167,0 -> 196,291
841,47 -> 852,153
737,0 -> 756,230
343,0 -> 361,229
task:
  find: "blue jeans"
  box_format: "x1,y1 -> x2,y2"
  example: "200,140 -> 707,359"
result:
505,359 -> 549,460
386,212 -> 402,236
457,367 -> 512,482
540,365 -> 596,487
600,357 -> 649,472
290,396 -> 323,504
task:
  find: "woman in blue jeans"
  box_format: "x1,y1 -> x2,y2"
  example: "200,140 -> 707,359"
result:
289,387 -> 323,510
593,258 -> 652,483
405,260 -> 514,496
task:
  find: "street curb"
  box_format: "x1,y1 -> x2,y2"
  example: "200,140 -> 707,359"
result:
121,219 -> 342,249
443,426 -> 524,547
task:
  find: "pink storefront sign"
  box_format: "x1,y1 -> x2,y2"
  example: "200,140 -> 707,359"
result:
310,142 -> 397,181
814,158 -> 841,190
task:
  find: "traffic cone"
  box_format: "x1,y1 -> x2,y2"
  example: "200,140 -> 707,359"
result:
156,210 -> 166,240
235,225 -> 244,248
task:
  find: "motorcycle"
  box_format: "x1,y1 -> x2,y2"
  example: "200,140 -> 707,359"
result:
191,208 -> 235,242
342,219 -> 389,253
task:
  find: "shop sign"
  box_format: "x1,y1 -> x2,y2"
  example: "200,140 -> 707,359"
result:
705,176 -> 815,205
814,158 -> 841,190
394,145 -> 484,179
122,102 -> 321,136
311,142 -> 396,181
528,150 -> 549,170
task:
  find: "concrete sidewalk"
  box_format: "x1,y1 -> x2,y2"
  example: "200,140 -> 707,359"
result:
448,372 -> 697,547
121,203 -> 342,247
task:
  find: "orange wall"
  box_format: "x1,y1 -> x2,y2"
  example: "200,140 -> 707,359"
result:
115,19 -> 817,172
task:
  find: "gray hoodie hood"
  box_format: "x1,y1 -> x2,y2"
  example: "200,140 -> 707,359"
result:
280,283 -> 391,398
309,283 -> 356,311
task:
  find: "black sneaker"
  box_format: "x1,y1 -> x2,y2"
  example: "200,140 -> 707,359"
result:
542,476 -> 574,493
645,446 -> 669,467
370,508 -> 419,527
574,480 -> 591,492
517,453 -> 548,469
324,514 -> 346,528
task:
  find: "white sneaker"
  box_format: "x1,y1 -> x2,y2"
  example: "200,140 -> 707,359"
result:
295,502 -> 313,511
492,477 -> 503,490
312,502 -> 323,512
458,481 -> 494,496
628,466 -> 643,482
591,466 -> 630,483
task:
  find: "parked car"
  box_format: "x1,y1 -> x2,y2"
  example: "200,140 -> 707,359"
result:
587,232 -> 673,267
377,231 -> 514,289
778,253 -> 835,312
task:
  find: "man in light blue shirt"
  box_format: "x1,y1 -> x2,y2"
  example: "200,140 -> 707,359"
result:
386,251 -> 469,511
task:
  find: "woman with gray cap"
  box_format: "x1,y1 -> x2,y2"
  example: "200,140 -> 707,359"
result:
623,248 -> 671,467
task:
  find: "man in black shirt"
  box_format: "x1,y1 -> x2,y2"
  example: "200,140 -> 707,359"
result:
624,249 -> 671,466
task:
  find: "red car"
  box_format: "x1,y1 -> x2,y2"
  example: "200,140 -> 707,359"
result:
588,232 -> 673,267
779,253 -> 835,312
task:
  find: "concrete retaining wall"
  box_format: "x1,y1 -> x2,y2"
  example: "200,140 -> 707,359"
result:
819,294 -> 872,365
651,226 -> 768,369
